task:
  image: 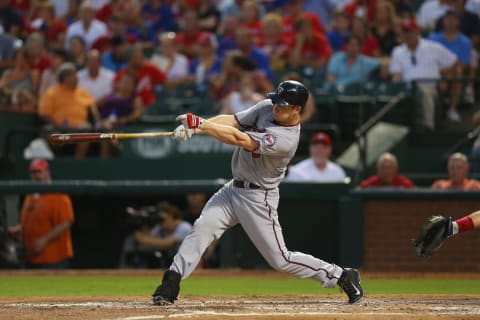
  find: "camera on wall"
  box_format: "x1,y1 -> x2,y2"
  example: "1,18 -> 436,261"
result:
125,205 -> 163,231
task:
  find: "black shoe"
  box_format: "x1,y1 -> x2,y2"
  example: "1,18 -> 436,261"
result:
337,268 -> 363,304
152,270 -> 181,305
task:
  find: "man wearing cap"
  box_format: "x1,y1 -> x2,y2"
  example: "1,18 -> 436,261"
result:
286,132 -> 347,182
8,159 -> 74,268
150,80 -> 364,306
360,152 -> 415,188
389,18 -> 458,129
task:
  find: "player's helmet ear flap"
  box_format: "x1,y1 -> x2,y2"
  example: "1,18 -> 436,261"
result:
267,80 -> 309,108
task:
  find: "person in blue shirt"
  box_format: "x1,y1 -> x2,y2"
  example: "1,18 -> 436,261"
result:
101,35 -> 128,72
429,9 -> 474,109
327,11 -> 351,52
326,35 -> 380,88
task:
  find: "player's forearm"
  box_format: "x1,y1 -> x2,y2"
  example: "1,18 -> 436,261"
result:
201,120 -> 257,151
194,114 -> 239,135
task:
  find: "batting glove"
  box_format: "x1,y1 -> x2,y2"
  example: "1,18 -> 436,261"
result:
176,113 -> 204,129
172,124 -> 193,142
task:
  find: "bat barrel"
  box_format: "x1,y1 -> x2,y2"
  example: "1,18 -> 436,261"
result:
49,133 -> 113,144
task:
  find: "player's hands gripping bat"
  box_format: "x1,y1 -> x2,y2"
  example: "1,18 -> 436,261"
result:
172,125 -> 193,142
176,113 -> 204,129
413,215 -> 451,257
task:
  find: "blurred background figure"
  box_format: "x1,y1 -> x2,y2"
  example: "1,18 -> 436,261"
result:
39,48 -> 71,97
220,72 -> 263,114
98,73 -> 144,159
258,12 -> 291,73
38,62 -> 100,159
150,32 -> 189,85
0,47 -> 37,111
8,159 -> 74,269
286,132 -> 346,182
121,202 -> 192,269
68,36 -> 88,70
431,152 -> 480,190
77,49 -> 114,105
182,192 -> 208,225
360,152 -> 415,188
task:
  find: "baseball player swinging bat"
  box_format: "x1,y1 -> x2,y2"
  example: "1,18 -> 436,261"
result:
49,132 -> 173,144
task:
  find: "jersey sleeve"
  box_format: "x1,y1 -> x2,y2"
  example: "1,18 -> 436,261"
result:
234,100 -> 269,128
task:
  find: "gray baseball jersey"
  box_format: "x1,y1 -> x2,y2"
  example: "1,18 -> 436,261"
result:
232,99 -> 300,189
170,99 -> 343,289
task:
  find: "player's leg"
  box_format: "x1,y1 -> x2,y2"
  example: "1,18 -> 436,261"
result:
152,182 -> 239,305
232,188 -> 362,303
449,210 -> 480,237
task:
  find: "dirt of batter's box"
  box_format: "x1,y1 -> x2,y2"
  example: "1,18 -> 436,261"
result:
2,295 -> 480,320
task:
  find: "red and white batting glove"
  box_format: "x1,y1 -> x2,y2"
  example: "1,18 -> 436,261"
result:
176,113 -> 204,129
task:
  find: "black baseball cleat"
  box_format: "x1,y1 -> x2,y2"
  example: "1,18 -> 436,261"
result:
152,270 -> 181,306
337,268 -> 364,304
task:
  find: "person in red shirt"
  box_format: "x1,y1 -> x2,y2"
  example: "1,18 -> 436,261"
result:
175,9 -> 214,60
281,0 -> 325,44
351,17 -> 380,57
240,0 -> 263,44
289,16 -> 332,69
26,1 -> 67,50
360,152 -> 415,188
114,44 -> 167,107
26,33 -> 51,77
344,0 -> 378,24
431,152 -> 480,190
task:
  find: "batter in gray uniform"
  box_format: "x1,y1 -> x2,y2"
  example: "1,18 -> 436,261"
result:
152,80 -> 364,305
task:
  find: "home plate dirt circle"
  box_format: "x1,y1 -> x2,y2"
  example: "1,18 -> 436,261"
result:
2,295 -> 480,320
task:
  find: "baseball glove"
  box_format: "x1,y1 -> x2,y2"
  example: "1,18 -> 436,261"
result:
413,215 -> 451,257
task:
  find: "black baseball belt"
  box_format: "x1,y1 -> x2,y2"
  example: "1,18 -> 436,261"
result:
233,180 -> 261,189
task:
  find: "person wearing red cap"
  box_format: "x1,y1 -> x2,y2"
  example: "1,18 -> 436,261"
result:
389,18 -> 458,129
8,159 -> 74,268
285,132 -> 347,182
360,152 -> 414,188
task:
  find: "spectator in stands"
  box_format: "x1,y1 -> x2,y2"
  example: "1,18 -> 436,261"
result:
114,44 -> 167,107
239,0 -> 263,43
26,33 -> 51,77
39,48 -> 71,97
286,132 -> 347,182
97,0 -> 133,23
221,0 -> 265,22
233,26 -> 274,81
77,49 -> 114,104
8,159 -> 74,269
0,30 -> 16,69
150,32 -> 189,84
0,47 -> 37,110
68,35 -> 88,70
360,152 -> 415,188
258,12 -> 291,73
28,1 -> 67,51
371,1 -> 400,57
281,0 -> 325,43
101,34 -> 128,72
38,62 -> 100,158
429,10 -> 473,112
176,10 -> 213,61
389,18 -> 458,129
343,0 -> 378,24
303,0 -> 337,29
188,33 -> 223,90
98,73 -> 143,158
210,51 -> 273,100
327,11 -> 351,53
65,0 -> 108,50
289,16 -> 332,70
220,72 -> 263,114
431,152 -> 480,190
417,0 -> 451,32
326,35 -> 380,87
198,0 -> 221,33
351,17 -> 380,57
124,1 -> 156,50
182,192 -> 208,225
434,0 -> 480,105
91,14 -> 132,53
63,0 -> 82,25
0,0 -> 22,37
123,202 -> 192,268
217,13 -> 240,57
141,0 -> 177,34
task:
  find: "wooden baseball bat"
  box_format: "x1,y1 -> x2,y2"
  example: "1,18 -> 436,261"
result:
49,132 -> 174,144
